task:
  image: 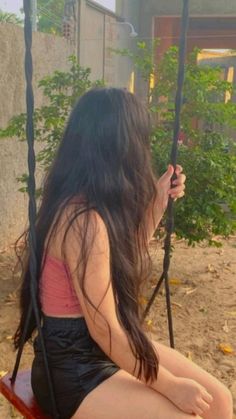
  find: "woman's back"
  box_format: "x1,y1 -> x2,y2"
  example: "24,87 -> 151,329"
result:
40,197 -> 86,319
40,254 -> 83,317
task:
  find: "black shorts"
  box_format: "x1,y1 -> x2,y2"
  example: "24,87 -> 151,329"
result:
31,316 -> 120,419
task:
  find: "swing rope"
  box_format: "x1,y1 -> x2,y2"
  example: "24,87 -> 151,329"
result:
6,0 -> 189,417
143,0 -> 190,349
10,1 -> 59,417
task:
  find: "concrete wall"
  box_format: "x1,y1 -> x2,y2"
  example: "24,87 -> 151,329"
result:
77,0 -> 133,88
77,0 -> 105,80
0,23 -> 73,249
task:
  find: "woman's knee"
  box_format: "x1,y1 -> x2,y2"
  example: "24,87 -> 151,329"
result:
220,385 -> 233,413
213,382 -> 233,417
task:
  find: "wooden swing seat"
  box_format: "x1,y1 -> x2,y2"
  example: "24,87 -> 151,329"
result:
0,370 -> 51,419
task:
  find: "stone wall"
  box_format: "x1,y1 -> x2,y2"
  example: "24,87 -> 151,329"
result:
0,23 -> 74,248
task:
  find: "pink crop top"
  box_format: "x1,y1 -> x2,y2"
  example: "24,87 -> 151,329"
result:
39,255 -> 83,316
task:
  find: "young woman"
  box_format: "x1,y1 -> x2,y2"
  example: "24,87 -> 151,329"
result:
14,88 -> 233,419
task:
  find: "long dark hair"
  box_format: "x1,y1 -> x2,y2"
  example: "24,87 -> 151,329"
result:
14,87 -> 159,382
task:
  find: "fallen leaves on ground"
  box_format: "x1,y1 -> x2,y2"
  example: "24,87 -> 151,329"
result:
218,343 -> 235,355
169,278 -> 182,285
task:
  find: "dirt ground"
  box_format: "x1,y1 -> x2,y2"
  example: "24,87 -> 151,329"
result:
0,236 -> 236,418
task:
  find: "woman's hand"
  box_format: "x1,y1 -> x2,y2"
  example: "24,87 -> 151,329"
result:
156,164 -> 186,213
144,165 -> 186,242
167,376 -> 213,416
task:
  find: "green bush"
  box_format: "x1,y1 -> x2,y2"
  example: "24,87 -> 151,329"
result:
0,10 -> 22,25
115,42 -> 236,245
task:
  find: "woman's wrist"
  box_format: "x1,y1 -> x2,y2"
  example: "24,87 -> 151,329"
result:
144,191 -> 166,242
154,190 -> 166,220
150,364 -> 177,398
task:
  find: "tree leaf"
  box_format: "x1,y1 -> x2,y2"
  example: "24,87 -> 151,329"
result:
218,343 -> 234,355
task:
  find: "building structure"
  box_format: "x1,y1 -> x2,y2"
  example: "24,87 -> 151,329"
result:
116,0 -> 236,94
116,0 -> 236,52
76,0 -> 135,87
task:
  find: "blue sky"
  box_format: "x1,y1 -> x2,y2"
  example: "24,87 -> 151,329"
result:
0,0 -> 115,15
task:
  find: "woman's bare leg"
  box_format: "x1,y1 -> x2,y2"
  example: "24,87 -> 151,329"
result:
72,370 -> 202,419
153,341 -> 233,419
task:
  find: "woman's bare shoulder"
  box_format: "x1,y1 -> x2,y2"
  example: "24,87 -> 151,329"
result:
49,200 -> 108,259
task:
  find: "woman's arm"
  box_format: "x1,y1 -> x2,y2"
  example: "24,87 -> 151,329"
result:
145,165 -> 186,242
65,211 -> 176,392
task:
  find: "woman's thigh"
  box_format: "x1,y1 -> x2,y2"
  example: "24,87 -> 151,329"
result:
72,370 -> 201,419
153,341 -> 233,419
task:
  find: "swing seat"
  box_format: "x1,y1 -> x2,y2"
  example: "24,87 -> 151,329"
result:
0,370 -> 51,419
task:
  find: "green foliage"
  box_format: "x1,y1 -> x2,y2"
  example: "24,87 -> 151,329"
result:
0,56 -> 104,192
115,43 -> 236,244
0,10 -> 23,25
37,0 -> 64,35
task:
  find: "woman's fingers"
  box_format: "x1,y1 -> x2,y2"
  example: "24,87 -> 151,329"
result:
196,397 -> 211,413
174,164 -> 183,175
160,164 -> 186,202
194,388 -> 213,415
172,174 -> 186,186
202,389 -> 214,404
192,393 -> 212,416
169,184 -> 186,196
170,171 -> 186,201
167,164 -> 183,176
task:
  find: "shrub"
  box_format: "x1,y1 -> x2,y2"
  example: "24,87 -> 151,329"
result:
115,42 -> 236,244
